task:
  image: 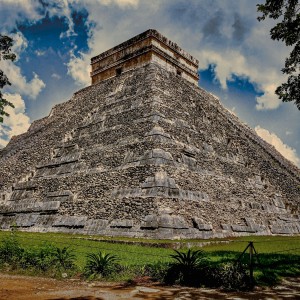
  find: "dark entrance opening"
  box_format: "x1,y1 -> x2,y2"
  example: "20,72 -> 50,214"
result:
116,67 -> 123,76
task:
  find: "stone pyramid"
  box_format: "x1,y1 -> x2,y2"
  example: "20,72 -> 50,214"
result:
0,29 -> 299,239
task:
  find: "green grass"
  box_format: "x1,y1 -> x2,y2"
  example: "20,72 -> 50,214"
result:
201,235 -> 300,254
0,230 -> 299,284
0,231 -> 174,267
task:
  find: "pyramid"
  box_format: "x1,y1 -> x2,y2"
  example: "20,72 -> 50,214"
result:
0,29 -> 299,239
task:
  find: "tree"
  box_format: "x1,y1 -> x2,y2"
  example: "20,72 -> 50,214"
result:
257,0 -> 300,109
0,34 -> 16,123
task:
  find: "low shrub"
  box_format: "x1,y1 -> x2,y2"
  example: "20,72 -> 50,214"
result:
53,247 -> 76,270
84,251 -> 119,278
142,261 -> 170,282
164,249 -> 207,286
218,262 -> 250,291
0,234 -> 23,268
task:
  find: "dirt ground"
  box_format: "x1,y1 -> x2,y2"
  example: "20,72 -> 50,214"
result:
1,274 -> 300,300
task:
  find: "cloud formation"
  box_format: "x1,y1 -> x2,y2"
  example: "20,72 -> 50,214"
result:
0,0 -> 43,31
0,7 -> 45,100
0,0 -> 290,110
0,60 -> 45,99
255,126 -> 300,167
0,93 -> 31,148
46,0 -> 287,112
51,73 -> 61,80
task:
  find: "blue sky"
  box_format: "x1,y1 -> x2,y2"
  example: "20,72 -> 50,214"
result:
0,0 -> 299,167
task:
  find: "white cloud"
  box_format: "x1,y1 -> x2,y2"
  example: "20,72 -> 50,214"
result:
35,50 -> 46,56
0,0 -> 290,111
0,60 -> 45,99
255,85 -> 281,110
100,0 -> 139,7
67,51 -> 90,86
0,23 -> 45,100
0,93 -> 31,148
10,32 -> 28,58
0,0 -> 43,31
255,126 -> 300,167
51,73 -> 62,80
60,0 -> 290,113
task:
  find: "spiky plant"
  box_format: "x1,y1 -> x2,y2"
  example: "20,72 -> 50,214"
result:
84,251 -> 118,277
167,249 -> 207,286
53,247 -> 76,270
171,249 -> 206,269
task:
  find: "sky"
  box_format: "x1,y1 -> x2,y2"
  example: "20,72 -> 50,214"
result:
0,0 -> 299,168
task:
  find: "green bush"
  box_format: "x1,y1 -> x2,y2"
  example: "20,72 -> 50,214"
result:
53,247 -> 76,270
84,251 -> 119,278
165,249 -> 207,286
142,261 -> 170,282
256,269 -> 279,286
218,262 -> 250,291
0,234 -> 23,267
33,243 -> 56,272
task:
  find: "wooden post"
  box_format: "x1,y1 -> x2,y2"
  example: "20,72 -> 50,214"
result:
249,241 -> 254,289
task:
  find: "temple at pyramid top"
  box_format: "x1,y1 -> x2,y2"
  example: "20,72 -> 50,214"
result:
90,29 -> 199,85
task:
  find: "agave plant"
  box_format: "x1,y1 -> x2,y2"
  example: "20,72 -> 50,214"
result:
53,247 -> 76,270
171,249 -> 206,269
84,251 -> 118,277
167,249 -> 207,286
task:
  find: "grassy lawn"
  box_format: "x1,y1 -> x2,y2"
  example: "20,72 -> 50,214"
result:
0,231 -> 299,265
0,230 -> 174,267
0,230 -> 299,284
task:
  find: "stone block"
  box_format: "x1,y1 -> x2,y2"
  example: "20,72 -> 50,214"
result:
140,214 -> 159,229
37,153 -> 80,169
231,224 -> 256,233
14,214 -> 39,227
14,182 -> 37,191
152,149 -> 173,160
1,201 -> 60,214
141,172 -> 179,189
53,216 -> 87,228
172,216 -> 190,229
181,154 -> 197,169
85,219 -> 108,231
158,214 -> 189,229
182,146 -> 197,158
110,219 -> 133,228
273,195 -> 285,209
192,217 -> 213,231
249,202 -> 261,210
270,225 -> 294,234
145,125 -> 171,138
158,214 -> 174,228
221,224 -> 232,231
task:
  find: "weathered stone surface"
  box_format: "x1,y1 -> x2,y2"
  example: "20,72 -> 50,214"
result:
53,216 -> 87,228
14,214 -> 39,228
0,30 -> 299,239
158,214 -> 189,229
192,217 -> 213,231
141,214 -> 159,229
0,201 -> 60,214
110,219 -> 133,228
231,225 -> 256,233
